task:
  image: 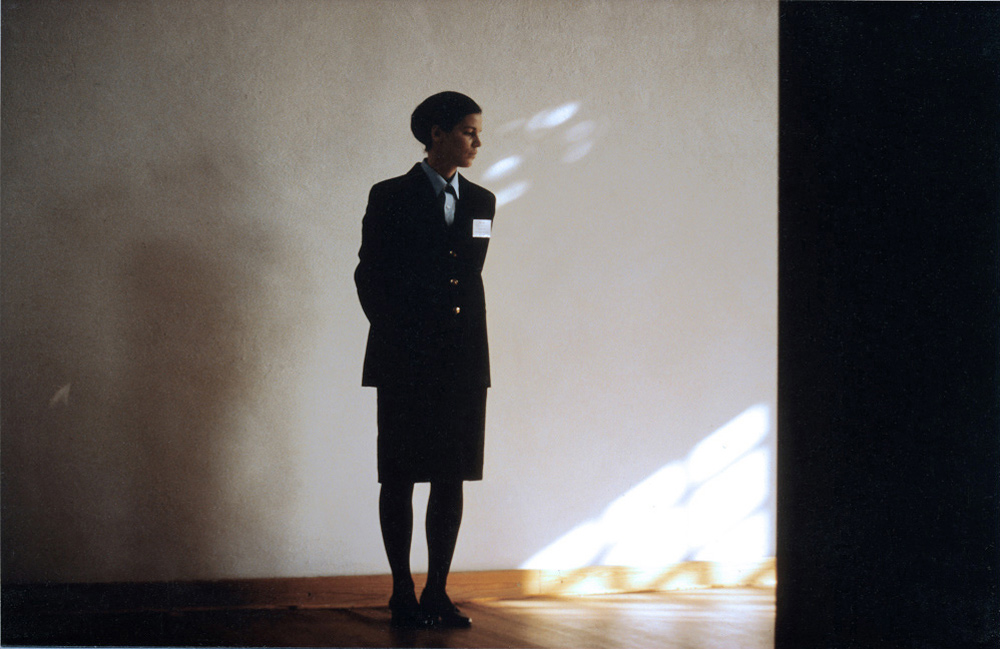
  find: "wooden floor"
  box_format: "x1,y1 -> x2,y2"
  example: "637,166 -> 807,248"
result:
4,588 -> 774,648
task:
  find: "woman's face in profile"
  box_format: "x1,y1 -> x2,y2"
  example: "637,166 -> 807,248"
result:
432,113 -> 483,169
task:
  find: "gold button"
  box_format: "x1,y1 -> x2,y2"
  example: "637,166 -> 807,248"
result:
453,307 -> 461,314
450,279 -> 459,285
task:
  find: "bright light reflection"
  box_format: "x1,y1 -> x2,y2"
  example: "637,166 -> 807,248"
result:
687,405 -> 768,483
564,120 -> 595,142
521,404 -> 772,570
487,101 -> 597,207
686,450 -> 769,548
602,505 -> 689,567
495,180 -> 530,206
526,102 -> 580,130
562,141 -> 592,163
602,462 -> 687,530
520,520 -> 604,569
694,512 -> 770,562
483,155 -> 523,181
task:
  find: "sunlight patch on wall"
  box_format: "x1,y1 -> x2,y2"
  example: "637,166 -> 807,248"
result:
521,404 -> 772,570
487,102 -> 599,207
526,102 -> 579,130
561,141 -> 593,164
482,155 -> 524,181
495,181 -> 531,207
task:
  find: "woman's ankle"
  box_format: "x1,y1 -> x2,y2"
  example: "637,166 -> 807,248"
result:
390,581 -> 417,603
420,584 -> 448,601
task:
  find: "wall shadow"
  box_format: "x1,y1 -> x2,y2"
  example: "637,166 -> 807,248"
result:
118,235 -> 252,579
1,150 -> 291,584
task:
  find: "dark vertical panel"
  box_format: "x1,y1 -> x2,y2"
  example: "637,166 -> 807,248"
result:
778,3 -> 1000,647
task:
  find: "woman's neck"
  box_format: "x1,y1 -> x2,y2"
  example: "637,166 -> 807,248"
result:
425,154 -> 457,181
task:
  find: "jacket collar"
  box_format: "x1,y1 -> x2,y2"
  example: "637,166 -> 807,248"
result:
418,160 -> 461,199
405,163 -> 473,230
406,162 -> 438,206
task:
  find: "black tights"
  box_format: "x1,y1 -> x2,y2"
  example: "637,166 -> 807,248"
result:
379,480 -> 464,601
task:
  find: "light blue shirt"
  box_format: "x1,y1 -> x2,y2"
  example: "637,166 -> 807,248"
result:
420,160 -> 460,226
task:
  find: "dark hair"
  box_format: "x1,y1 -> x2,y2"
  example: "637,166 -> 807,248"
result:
410,91 -> 482,151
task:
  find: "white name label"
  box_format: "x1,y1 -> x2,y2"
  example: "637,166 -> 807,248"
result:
472,219 -> 492,238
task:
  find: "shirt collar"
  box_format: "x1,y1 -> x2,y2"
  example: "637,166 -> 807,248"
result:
420,159 -> 460,199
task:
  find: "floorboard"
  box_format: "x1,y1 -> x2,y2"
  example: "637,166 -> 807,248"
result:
4,587 -> 775,648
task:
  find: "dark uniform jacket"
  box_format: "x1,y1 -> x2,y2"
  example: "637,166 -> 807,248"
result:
355,163 -> 496,388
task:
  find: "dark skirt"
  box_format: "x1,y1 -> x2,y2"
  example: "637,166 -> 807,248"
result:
377,385 -> 487,483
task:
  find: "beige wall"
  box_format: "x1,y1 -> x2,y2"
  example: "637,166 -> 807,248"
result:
1,0 -> 776,583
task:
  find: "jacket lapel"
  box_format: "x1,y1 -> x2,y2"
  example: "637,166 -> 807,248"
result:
453,174 -> 474,231
405,163 -> 445,232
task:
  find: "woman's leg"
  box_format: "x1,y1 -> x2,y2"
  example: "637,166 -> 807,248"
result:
424,479 -> 464,595
379,480 -> 416,601
422,480 -> 471,626
381,480 -> 436,628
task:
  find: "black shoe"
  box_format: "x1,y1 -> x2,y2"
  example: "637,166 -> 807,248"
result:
420,590 -> 471,628
388,594 -> 436,629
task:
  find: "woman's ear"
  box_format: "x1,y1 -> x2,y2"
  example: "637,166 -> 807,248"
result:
430,124 -> 445,148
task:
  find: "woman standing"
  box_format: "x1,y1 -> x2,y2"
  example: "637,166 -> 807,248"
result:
355,92 -> 495,629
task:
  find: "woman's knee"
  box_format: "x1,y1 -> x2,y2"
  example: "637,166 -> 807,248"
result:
381,481 -> 415,501
429,480 -> 463,501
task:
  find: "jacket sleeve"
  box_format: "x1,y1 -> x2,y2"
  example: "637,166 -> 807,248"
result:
355,185 -> 396,330
356,183 -> 431,338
